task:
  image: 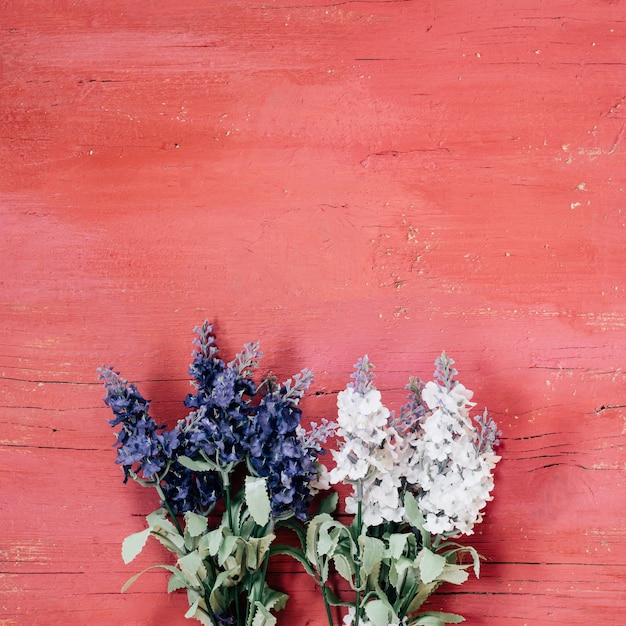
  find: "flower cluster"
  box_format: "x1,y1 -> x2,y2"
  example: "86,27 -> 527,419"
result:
99,367 -> 179,483
330,353 -> 500,537
99,322 -> 329,520
329,356 -> 404,526
99,322 -> 334,626
401,354 -> 501,536
248,372 -> 322,520
99,330 -> 501,626
305,352 -> 500,626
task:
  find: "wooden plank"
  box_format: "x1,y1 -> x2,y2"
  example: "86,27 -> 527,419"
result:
1,0 -> 625,624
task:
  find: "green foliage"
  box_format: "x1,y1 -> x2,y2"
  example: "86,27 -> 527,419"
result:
296,491 -> 482,626
120,477 -> 289,625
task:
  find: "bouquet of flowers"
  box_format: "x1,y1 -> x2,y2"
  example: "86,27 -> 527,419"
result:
299,353 -> 501,626
99,322 -> 500,626
98,322 -> 333,626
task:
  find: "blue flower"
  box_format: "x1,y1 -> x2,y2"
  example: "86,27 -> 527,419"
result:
99,324 -> 327,524
181,323 -> 258,469
98,366 -> 179,482
160,458 -> 222,515
248,371 -> 323,520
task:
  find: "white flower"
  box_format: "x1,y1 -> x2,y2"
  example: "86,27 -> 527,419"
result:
331,382 -> 405,525
401,380 -> 499,537
337,387 -> 389,444
422,380 -> 474,422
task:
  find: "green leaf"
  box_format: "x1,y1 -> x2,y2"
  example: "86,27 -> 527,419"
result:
185,511 -> 208,538
247,534 -> 276,571
146,509 -> 185,554
261,586 -> 289,613
305,513 -> 332,564
167,570 -> 188,593
184,597 -> 214,626
333,553 -> 355,585
178,550 -> 205,587
388,533 -> 410,560
413,616 -> 445,626
437,542 -> 482,580
120,564 -> 181,593
438,564 -> 469,585
365,600 -> 392,626
178,455 -> 218,472
317,520 -> 346,557
452,544 -> 481,579
317,491 -> 339,515
269,545 -> 317,578
252,602 -> 277,626
418,548 -> 446,584
389,555 -> 414,592
359,535 -> 385,577
121,528 -> 150,564
405,581 -> 439,614
207,574 -> 230,614
245,476 -> 271,526
217,534 -> 240,566
414,612 -> 465,625
404,493 -> 430,549
322,586 -> 353,607
205,527 -> 226,557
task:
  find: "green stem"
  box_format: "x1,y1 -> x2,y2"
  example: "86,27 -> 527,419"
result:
247,520 -> 273,626
222,475 -> 242,626
354,481 -> 363,626
322,584 -> 335,626
155,481 -> 184,536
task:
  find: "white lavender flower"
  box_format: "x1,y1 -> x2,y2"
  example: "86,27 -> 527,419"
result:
401,358 -> 500,537
329,358 -> 405,526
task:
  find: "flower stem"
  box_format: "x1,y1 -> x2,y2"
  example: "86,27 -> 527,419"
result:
354,481 -> 363,626
222,475 -> 243,626
322,584 -> 335,626
155,482 -> 184,536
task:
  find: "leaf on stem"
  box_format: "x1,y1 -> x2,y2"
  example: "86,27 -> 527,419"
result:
178,456 -> 218,473
121,528 -> 150,564
365,600 -> 393,626
185,511 -> 209,538
245,476 -> 271,526
252,601 -> 277,626
417,548 -> 446,584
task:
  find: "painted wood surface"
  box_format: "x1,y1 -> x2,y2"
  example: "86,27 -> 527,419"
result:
1,1 -> 625,624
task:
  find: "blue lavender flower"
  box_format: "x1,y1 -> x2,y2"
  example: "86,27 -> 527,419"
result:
181,323 -> 258,468
248,371 -> 322,521
184,322 -> 258,412
178,322 -> 260,502
99,323 -> 325,524
160,458 -> 222,515
98,366 -> 179,482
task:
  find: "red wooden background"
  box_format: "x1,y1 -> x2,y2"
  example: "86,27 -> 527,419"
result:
1,1 -> 625,624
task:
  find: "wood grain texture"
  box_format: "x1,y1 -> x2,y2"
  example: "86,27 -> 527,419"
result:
1,1 -> 625,624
